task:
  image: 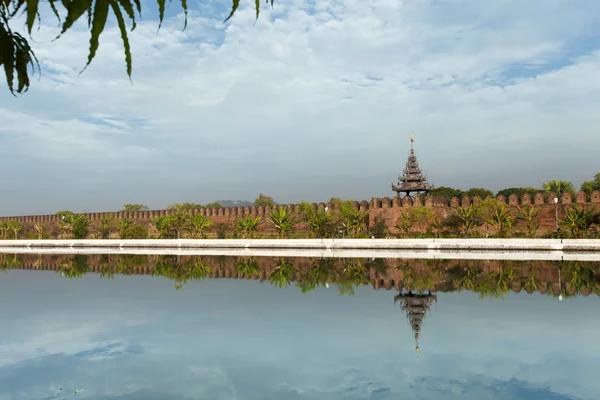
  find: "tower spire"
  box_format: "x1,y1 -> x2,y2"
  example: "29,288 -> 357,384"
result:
392,134 -> 434,197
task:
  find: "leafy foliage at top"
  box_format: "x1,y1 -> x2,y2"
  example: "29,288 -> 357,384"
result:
253,193 -> 275,207
1,0 -> 272,94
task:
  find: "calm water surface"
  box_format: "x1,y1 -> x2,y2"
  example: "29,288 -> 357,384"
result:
0,254 -> 599,400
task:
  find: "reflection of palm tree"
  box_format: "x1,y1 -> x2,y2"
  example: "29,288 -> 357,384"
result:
337,259 -> 369,296
234,258 -> 260,278
566,262 -> 595,294
296,258 -> 335,294
269,258 -> 293,288
58,255 -> 90,279
521,262 -> 539,294
152,255 -> 214,289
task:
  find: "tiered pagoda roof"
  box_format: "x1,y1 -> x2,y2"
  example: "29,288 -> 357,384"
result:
394,291 -> 437,354
392,135 -> 434,196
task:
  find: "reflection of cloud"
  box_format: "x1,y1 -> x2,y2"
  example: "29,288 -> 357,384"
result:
0,272 -> 599,399
73,342 -> 144,360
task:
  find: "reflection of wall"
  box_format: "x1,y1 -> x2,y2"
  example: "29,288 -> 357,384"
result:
0,191 -> 599,237
4,254 -> 598,297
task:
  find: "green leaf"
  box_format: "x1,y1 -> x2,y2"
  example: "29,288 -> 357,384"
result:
1,28 -> 16,95
224,0 -> 239,22
131,0 -> 141,15
82,0 -> 109,72
157,0 -> 165,30
180,0 -> 188,30
116,0 -> 137,29
110,0 -> 132,78
59,0 -> 92,35
254,0 -> 259,19
48,0 -> 62,24
26,0 -> 39,34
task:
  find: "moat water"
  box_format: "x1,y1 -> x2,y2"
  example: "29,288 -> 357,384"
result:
0,254 -> 599,400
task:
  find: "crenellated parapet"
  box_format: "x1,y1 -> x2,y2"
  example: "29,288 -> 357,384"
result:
2,191 -> 599,238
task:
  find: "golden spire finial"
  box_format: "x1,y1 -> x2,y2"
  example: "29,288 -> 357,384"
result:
410,133 -> 414,143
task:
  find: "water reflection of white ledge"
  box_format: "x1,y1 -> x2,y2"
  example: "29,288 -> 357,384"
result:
0,238 -> 599,261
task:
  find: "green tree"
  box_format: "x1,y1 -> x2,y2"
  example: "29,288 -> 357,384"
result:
57,211 -> 90,239
99,214 -> 115,239
393,210 -> 412,238
410,206 -> 434,234
0,221 -> 8,239
465,188 -> 494,199
369,215 -> 388,238
6,220 -> 22,239
32,221 -> 45,239
581,173 -> 600,198
517,205 -> 541,238
484,202 -> 513,238
234,215 -> 262,238
299,201 -> 333,238
428,186 -> 464,199
188,214 -> 213,239
254,194 -> 276,208
151,215 -> 173,238
542,180 -> 576,199
269,258 -> 294,288
122,204 -> 149,212
269,206 -> 296,238
455,204 -> 482,237
1,0 -> 262,94
119,224 -> 149,239
561,205 -> 596,238
339,200 -> 369,238
166,205 -> 191,239
118,219 -> 133,238
496,187 -> 541,199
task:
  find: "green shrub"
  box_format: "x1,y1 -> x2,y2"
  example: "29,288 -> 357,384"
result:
120,224 -> 149,239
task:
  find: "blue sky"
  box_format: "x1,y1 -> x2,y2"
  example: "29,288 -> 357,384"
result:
1,0 -> 600,215
0,269 -> 599,399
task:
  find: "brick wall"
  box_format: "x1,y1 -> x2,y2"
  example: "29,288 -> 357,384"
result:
1,190 -> 598,237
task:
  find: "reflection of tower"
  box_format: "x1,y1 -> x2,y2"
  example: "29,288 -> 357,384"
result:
394,291 -> 437,355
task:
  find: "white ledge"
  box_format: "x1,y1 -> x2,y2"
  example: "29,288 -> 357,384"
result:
0,239 -> 599,261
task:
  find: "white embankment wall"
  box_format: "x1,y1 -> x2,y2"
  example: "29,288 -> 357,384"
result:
1,239 -> 600,261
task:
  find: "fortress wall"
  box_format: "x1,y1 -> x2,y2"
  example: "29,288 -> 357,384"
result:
0,190 -> 598,238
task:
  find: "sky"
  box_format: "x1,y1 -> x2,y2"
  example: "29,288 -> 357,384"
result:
0,265 -> 599,399
1,0 -> 600,215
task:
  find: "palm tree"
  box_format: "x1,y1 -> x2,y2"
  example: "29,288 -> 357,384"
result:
486,203 -> 513,238
542,180 -> 576,199
297,202 -> 333,238
339,201 -> 369,238
456,205 -> 482,237
99,215 -> 115,239
393,210 -> 412,238
517,205 -> 541,238
188,214 -> 213,239
234,216 -> 262,238
33,221 -> 45,239
7,220 -> 22,239
269,206 -> 296,238
562,205 -> 595,238
57,212 -> 75,238
118,219 -> 133,238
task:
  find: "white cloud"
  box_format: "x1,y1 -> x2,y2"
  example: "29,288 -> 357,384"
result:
0,0 -> 599,213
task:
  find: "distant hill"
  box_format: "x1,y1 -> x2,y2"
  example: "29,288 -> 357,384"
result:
215,200 -> 253,208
